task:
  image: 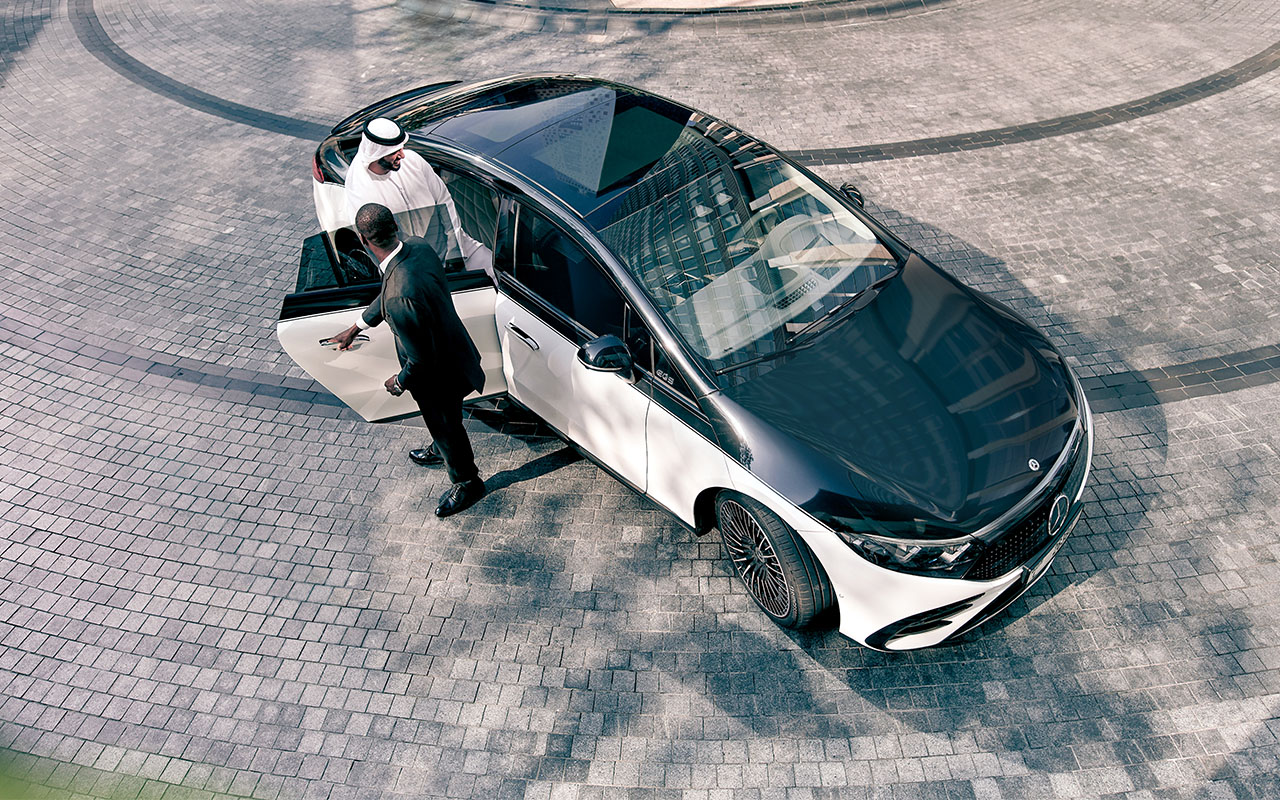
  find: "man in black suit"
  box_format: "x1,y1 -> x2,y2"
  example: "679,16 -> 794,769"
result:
326,203 -> 486,517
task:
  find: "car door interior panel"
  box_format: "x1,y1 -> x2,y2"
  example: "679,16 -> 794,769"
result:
278,245 -> 506,422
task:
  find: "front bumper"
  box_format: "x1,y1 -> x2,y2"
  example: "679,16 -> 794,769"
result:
863,500 -> 1082,650
800,395 -> 1094,651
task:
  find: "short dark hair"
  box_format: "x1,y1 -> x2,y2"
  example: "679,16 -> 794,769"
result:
355,203 -> 398,249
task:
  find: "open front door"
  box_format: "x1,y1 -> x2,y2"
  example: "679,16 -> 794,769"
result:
277,232 -> 506,422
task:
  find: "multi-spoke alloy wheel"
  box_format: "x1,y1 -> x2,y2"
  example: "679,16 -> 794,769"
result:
719,499 -> 792,618
715,493 -> 832,629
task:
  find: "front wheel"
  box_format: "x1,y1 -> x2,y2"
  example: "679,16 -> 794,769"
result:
715,493 -> 832,629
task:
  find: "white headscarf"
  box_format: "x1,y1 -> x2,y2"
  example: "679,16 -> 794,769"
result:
351,117 -> 408,174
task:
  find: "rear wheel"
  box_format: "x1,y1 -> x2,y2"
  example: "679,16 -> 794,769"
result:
715,493 -> 832,629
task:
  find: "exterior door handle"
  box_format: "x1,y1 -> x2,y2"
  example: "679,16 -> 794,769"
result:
319,334 -> 369,348
506,322 -> 539,351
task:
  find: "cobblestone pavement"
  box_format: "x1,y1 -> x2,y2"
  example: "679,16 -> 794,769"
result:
2,0 -> 1279,797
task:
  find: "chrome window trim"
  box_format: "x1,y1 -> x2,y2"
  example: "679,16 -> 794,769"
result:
495,271 -> 593,343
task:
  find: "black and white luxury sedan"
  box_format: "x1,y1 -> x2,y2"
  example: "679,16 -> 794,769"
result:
278,74 -> 1093,651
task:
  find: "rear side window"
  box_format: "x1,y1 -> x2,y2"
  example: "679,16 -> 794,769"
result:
439,168 -> 500,251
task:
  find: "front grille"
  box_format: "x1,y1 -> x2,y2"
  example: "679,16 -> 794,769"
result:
966,429 -> 1087,581
968,500 -> 1055,580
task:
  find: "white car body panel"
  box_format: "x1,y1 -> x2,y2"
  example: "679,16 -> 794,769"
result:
568,359 -> 650,493
722,458 -> 1023,650
644,400 -> 732,527
497,295 -> 574,434
496,293 -> 649,490
277,286 -> 507,422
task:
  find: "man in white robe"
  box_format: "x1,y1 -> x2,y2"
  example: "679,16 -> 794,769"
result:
345,117 -> 492,276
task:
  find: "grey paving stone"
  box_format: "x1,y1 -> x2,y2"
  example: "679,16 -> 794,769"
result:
3,0 -> 1280,798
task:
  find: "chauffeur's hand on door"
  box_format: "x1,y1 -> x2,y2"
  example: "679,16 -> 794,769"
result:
321,324 -> 363,351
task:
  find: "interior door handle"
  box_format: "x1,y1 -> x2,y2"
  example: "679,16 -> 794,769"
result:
506,322 -> 539,351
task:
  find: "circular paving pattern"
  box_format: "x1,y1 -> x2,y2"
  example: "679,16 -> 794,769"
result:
2,0 -> 1279,797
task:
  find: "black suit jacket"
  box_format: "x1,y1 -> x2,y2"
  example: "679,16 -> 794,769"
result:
362,238 -> 484,401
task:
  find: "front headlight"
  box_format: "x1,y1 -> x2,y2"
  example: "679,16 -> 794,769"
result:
837,530 -> 980,578
815,503 -> 983,579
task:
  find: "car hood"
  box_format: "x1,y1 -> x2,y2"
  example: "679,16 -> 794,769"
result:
708,254 -> 1079,536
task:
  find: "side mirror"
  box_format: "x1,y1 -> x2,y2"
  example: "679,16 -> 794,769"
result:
577,334 -> 633,379
839,182 -> 865,208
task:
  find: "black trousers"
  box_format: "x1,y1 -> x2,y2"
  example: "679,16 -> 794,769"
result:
410,388 -> 479,485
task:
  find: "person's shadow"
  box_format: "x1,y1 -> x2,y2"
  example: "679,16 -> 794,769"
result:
482,444 -> 583,494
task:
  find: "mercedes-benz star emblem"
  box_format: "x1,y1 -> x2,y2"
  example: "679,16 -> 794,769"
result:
1047,494 -> 1070,537
1028,458 -> 1041,471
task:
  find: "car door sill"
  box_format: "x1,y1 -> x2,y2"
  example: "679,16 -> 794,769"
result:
368,393 -> 696,532
502,396 -> 697,535
371,390 -> 510,424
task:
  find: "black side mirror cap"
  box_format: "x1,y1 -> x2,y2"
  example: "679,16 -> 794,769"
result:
839,182 -> 865,208
577,334 -> 633,378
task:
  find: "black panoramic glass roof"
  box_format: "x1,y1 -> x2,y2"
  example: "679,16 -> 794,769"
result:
421,78 -> 695,217
416,79 -> 907,376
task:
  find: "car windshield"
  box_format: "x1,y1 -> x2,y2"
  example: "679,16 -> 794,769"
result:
596,150 -> 899,370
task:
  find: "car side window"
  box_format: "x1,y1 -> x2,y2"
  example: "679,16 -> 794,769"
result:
438,167 -> 499,250
510,206 -> 625,341
653,341 -> 694,400
625,309 -> 694,402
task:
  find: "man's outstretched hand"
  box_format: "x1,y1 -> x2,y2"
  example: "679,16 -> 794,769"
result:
321,324 -> 363,351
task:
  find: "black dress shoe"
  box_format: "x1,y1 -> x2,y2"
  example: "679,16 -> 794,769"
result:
436,478 -> 485,518
409,447 -> 444,467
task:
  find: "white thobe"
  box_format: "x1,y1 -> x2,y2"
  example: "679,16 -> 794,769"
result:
345,150 -> 492,276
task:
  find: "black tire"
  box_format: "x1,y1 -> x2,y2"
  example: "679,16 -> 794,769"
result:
715,493 -> 833,629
